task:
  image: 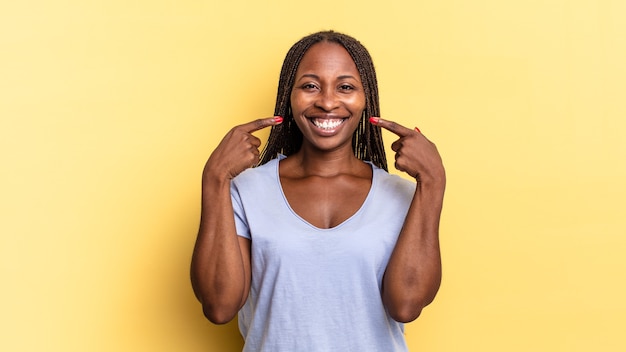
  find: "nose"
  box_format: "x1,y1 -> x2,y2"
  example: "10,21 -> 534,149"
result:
314,88 -> 340,111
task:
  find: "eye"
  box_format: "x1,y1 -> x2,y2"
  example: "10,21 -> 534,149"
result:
301,83 -> 318,90
339,84 -> 355,91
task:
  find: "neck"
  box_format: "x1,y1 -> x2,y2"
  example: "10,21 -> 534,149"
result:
289,145 -> 364,178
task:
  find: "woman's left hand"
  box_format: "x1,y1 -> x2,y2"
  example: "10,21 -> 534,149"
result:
370,117 -> 445,185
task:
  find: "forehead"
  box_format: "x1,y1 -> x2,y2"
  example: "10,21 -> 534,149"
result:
296,41 -> 359,75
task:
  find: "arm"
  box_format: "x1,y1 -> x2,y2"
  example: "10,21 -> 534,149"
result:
190,117 -> 282,324
370,117 -> 446,323
382,176 -> 445,323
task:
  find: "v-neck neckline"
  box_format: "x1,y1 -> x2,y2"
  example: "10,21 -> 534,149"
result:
274,155 -> 376,231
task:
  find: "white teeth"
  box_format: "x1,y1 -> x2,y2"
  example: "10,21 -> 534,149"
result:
312,119 -> 344,130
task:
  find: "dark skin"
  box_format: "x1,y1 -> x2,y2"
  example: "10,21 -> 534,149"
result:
280,42 -> 372,229
279,159 -> 371,229
191,42 -> 445,324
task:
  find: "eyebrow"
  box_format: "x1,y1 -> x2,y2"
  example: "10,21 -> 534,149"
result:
297,73 -> 359,80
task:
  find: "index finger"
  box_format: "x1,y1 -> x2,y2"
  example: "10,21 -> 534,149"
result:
238,116 -> 283,133
369,117 -> 414,137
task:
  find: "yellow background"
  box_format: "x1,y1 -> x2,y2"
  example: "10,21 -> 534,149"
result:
1,0 -> 625,351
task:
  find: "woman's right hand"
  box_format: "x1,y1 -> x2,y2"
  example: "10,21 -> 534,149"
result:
203,116 -> 283,181
192,116 -> 282,324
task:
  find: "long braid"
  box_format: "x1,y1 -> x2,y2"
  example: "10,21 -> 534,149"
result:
259,31 -> 388,171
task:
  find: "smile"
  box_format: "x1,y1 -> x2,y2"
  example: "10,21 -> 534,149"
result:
311,118 -> 345,131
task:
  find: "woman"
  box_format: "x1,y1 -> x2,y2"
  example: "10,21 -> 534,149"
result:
191,31 -> 446,351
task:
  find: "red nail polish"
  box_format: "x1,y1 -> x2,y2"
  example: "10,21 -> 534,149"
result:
414,127 -> 421,133
274,116 -> 283,123
369,117 -> 379,125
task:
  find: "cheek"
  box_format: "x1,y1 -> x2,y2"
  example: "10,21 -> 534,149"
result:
289,92 -> 304,115
289,93 -> 305,128
350,94 -> 366,114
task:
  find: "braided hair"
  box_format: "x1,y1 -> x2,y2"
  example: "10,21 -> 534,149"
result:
258,30 -> 388,171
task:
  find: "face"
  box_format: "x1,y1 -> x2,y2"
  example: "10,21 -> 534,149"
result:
290,41 -> 366,153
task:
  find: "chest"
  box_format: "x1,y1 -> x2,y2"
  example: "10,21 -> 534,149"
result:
279,175 -> 371,229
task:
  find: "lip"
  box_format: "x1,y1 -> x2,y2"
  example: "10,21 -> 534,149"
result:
306,116 -> 348,135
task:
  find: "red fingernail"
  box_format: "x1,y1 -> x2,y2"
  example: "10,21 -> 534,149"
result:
414,127 -> 421,133
274,116 -> 283,123
369,117 -> 379,125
